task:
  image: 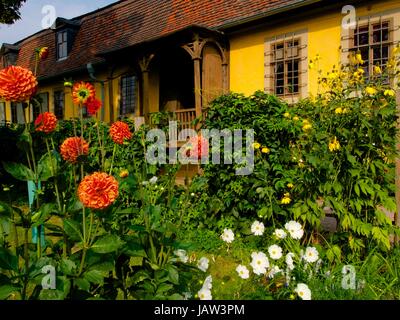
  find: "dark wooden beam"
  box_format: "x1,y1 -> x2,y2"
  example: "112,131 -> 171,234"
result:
138,53 -> 155,119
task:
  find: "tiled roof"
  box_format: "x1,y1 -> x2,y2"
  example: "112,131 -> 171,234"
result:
5,0 -> 316,80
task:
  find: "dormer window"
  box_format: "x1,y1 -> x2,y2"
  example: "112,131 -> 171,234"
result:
57,30 -> 68,60
52,17 -> 80,61
1,44 -> 19,68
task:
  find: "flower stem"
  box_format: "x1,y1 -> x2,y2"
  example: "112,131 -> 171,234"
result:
109,144 -> 117,175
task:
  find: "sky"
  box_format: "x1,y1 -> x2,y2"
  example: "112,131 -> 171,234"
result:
0,0 -> 119,44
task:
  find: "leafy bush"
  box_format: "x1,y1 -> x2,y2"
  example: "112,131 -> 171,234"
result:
201,53 -> 400,253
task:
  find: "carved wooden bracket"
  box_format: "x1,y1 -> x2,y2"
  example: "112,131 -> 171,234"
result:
138,53 -> 155,72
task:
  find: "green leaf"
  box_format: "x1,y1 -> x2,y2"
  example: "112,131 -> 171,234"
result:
167,265 -> 179,285
32,203 -> 57,227
74,278 -> 90,292
84,270 -> 104,284
91,234 -> 123,254
64,219 -> 83,242
2,162 -> 35,181
60,259 -> 77,276
38,152 -> 59,182
16,127 -> 32,152
0,201 -> 13,218
0,247 -> 18,271
0,285 -> 20,300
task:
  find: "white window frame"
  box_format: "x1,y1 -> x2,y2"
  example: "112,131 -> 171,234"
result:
265,29 -> 308,103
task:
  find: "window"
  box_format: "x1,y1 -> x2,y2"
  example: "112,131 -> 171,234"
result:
265,30 -> 308,102
120,75 -> 137,116
11,102 -> 25,124
57,30 -> 68,60
351,20 -> 392,78
54,91 -> 65,119
341,10 -> 400,80
3,53 -> 17,67
32,93 -> 49,119
0,102 -> 6,124
272,40 -> 300,95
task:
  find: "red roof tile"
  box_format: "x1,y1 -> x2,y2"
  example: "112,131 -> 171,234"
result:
5,0 -> 315,79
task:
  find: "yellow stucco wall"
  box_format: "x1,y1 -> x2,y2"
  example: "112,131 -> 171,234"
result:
229,0 -> 400,97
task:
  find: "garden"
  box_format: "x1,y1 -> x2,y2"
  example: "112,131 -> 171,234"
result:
0,46 -> 400,300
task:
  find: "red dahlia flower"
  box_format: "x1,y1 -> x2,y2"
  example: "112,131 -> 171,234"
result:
34,112 -> 57,134
109,121 -> 132,145
85,97 -> 102,116
60,137 -> 89,164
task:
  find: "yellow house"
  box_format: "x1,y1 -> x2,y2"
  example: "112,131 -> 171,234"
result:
1,0 -> 399,127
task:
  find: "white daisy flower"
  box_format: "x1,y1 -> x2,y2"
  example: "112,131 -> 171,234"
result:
236,265 -> 250,279
149,176 -> 158,184
174,249 -> 188,263
267,265 -> 282,279
221,228 -> 235,243
303,247 -> 319,263
286,252 -> 295,271
250,252 -> 269,275
268,244 -> 283,260
251,221 -> 265,236
198,287 -> 212,300
273,228 -> 287,239
203,275 -> 213,290
294,283 -> 312,300
197,257 -> 210,272
284,221 -> 304,240
183,292 -> 192,300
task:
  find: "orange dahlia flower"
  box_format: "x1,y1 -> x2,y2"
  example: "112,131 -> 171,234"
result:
60,137 -> 89,164
72,81 -> 95,105
78,172 -> 119,210
34,112 -> 57,134
182,135 -> 209,160
109,121 -> 132,145
0,66 -> 38,102
85,97 -> 102,116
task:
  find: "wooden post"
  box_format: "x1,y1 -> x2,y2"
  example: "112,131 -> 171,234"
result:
396,90 -> 400,243
139,54 -> 155,120
194,57 -> 202,118
182,34 -> 205,120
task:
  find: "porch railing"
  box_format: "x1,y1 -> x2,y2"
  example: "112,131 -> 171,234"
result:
174,108 -> 196,131
148,108 -> 197,131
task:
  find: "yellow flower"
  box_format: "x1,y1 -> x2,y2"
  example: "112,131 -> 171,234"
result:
393,46 -> 400,56
261,147 -> 270,154
384,89 -> 395,97
328,72 -> 339,79
287,183 -> 294,189
374,66 -> 382,75
328,137 -> 341,152
309,61 -> 315,70
357,68 -> 365,74
356,53 -> 364,64
335,107 -> 343,114
298,159 -> 305,168
281,193 -> 292,205
365,87 -> 377,96
119,169 -> 129,179
302,124 -> 312,131
293,116 -> 299,121
342,108 -> 349,114
283,112 -> 291,119
253,142 -> 261,149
